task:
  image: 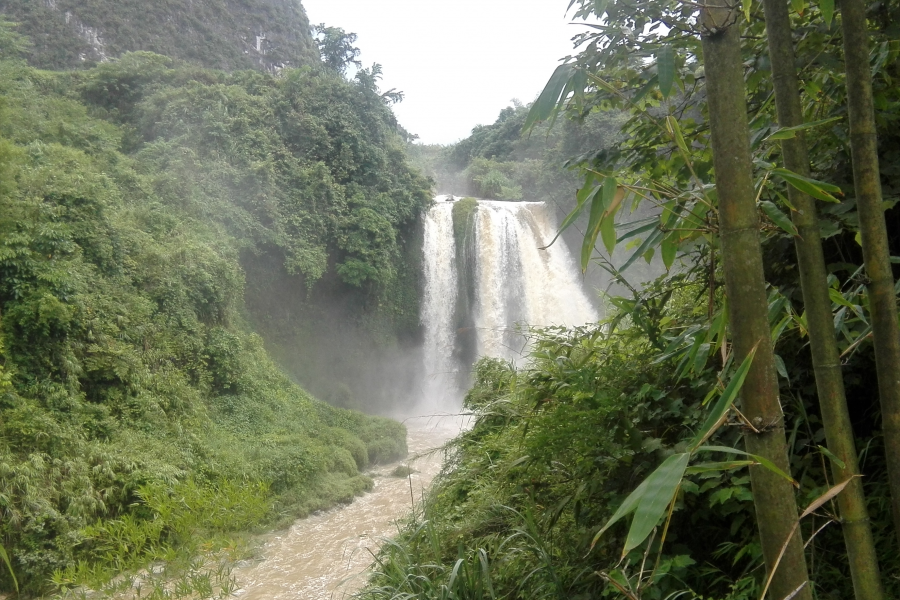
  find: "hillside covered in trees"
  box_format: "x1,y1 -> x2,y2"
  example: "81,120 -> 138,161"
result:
0,3 -> 434,594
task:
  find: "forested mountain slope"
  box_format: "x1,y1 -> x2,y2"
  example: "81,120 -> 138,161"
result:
0,13 -> 432,592
0,0 -> 319,71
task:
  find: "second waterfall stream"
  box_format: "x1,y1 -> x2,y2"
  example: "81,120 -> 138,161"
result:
420,195 -> 599,411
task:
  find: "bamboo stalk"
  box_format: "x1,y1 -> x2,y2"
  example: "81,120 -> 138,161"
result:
840,0 -> 900,539
760,0 -> 886,596
699,3 -> 812,598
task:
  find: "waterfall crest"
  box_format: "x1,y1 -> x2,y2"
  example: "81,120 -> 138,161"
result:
419,196 -> 598,411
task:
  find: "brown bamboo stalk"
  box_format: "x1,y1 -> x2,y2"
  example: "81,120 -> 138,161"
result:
699,3 -> 812,598
761,0 -> 886,597
840,0 -> 900,538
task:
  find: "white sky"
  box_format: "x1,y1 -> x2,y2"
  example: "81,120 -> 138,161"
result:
300,0 -> 592,145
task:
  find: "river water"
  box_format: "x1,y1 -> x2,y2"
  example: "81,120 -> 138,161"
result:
231,415 -> 466,600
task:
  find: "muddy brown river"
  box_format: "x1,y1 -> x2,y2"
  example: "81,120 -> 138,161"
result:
231,415 -> 466,600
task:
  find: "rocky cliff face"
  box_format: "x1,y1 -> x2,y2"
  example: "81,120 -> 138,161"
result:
0,0 -> 319,70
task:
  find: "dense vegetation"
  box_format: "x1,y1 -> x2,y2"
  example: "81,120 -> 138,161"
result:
364,282 -> 898,599
363,0 -> 900,596
409,102 -> 627,208
0,14 -> 432,593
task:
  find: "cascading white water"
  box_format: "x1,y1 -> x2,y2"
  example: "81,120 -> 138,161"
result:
419,197 -> 459,412
474,200 -> 597,359
419,196 -> 598,410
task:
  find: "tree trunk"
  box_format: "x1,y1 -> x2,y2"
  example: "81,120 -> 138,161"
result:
841,0 -> 900,540
699,3 -> 812,598
761,0 -> 885,596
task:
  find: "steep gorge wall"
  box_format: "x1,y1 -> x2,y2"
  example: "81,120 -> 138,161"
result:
0,0 -> 319,70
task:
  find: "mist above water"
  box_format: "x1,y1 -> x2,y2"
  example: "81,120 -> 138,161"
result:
417,195 -> 598,414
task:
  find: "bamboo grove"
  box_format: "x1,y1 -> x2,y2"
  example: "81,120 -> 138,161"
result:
528,0 -> 900,595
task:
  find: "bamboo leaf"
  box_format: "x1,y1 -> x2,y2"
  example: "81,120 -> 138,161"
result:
617,218 -> 658,243
800,477 -> 855,518
623,453 -> 691,555
765,116 -> 841,141
698,446 -> 798,486
828,287 -> 856,309
771,314 -> 793,345
585,71 -> 620,96
592,477 -> 652,548
523,63 -> 576,134
542,184 -> 598,250
791,0 -> 805,13
600,177 -> 621,254
601,213 -> 617,255
760,200 -> 799,236
0,544 -> 17,592
686,460 -> 757,474
774,354 -> 789,379
772,167 -> 842,203
817,445 -> 847,470
571,67 -> 588,110
820,0 -> 835,27
666,115 -> 690,156
657,46 -> 675,99
602,174 -> 619,212
662,236 -> 677,270
620,227 -> 665,272
581,185 -> 609,270
689,346 -> 758,450
633,73 -> 661,105
694,342 -> 711,374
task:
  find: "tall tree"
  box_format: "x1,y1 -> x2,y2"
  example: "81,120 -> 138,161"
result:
700,0 -> 812,597
313,24 -> 361,75
840,0 -> 900,539
761,0 -> 885,596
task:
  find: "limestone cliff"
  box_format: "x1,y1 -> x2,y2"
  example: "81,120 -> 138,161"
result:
0,0 -> 319,70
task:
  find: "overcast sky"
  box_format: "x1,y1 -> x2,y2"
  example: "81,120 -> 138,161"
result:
300,0 -> 592,145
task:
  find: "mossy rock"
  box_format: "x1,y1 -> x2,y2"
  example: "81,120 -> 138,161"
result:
389,465 -> 416,478
451,197 -> 479,248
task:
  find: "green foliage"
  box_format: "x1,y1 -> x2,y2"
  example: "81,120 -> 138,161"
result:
67,50 -> 431,410
314,24 -> 362,75
0,45 -> 421,593
466,158 -> 522,201
365,267 -> 900,599
430,102 -> 627,209
366,308 -> 753,599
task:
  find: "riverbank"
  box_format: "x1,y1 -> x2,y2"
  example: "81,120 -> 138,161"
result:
231,415 -> 467,599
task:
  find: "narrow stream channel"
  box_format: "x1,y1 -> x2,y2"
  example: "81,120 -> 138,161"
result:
231,415 -> 466,599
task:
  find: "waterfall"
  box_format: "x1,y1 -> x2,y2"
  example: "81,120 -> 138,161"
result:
419,198 -> 460,412
419,196 -> 598,411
